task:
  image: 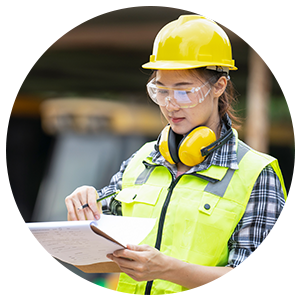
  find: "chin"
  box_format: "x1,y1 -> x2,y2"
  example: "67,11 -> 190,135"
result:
170,124 -> 191,136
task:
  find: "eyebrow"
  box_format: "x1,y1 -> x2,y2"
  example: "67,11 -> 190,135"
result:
155,80 -> 193,87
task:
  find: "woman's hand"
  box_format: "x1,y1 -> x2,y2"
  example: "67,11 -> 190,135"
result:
107,244 -> 233,289
65,185 -> 102,221
107,244 -> 168,282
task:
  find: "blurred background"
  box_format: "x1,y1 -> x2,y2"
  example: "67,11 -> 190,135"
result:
6,6 -> 294,290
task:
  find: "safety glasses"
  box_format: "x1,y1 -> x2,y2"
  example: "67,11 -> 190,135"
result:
146,78 -> 212,109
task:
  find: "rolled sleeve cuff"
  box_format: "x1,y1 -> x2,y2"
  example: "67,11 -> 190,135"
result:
227,249 -> 271,297
96,188 -> 116,212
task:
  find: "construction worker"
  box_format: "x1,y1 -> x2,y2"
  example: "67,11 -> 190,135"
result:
65,15 -> 287,294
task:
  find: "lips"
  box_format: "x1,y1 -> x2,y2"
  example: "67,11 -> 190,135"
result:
170,117 -> 185,124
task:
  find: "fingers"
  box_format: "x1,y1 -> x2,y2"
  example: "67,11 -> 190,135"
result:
107,245 -> 159,282
107,253 -> 137,270
65,186 -> 100,221
112,248 -> 139,261
87,188 -> 101,220
127,244 -> 149,251
112,245 -> 150,261
107,252 -> 144,281
107,254 -> 144,282
77,189 -> 95,220
65,195 -> 77,221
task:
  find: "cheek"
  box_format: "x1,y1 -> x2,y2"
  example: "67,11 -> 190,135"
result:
187,101 -> 213,124
194,98 -> 214,116
188,106 -> 205,120
159,106 -> 169,120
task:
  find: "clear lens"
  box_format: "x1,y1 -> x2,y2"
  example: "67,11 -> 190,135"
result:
146,78 -> 211,108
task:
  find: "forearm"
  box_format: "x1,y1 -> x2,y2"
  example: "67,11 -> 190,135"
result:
161,255 -> 233,289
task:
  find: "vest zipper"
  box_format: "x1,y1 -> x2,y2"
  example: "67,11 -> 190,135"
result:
141,162 -> 219,294
144,174 -> 183,295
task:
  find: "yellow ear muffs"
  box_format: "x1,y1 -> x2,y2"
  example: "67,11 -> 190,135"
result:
178,126 -> 216,166
157,125 -> 217,166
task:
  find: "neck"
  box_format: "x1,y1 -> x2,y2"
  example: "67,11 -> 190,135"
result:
176,162 -> 191,173
206,118 -> 222,140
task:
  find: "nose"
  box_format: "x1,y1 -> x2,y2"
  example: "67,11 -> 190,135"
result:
165,97 -> 180,112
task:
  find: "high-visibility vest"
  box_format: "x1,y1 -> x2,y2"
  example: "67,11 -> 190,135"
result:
115,132 -> 287,295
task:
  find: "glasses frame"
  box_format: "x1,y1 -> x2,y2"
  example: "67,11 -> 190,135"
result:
146,78 -> 212,109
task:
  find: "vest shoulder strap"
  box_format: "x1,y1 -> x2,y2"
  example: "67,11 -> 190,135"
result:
122,142 -> 156,188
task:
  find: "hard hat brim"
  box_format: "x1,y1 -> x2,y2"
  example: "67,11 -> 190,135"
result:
142,60 -> 237,71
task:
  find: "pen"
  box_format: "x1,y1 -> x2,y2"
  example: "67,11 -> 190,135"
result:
78,190 -> 120,210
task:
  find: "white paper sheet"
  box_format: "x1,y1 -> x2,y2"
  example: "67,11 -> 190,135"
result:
92,215 -> 156,246
28,215 -> 156,266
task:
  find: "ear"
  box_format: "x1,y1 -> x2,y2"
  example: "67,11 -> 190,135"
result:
212,76 -> 227,98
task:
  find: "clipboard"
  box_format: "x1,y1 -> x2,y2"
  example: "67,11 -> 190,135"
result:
28,215 -> 156,273
74,223 -> 123,273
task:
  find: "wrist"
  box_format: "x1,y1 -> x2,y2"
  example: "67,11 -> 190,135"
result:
159,254 -> 187,282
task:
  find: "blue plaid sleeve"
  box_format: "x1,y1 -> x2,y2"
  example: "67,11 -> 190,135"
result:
226,164 -> 286,267
96,153 -> 135,212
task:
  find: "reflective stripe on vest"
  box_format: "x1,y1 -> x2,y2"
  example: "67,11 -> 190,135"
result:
115,135 -> 287,295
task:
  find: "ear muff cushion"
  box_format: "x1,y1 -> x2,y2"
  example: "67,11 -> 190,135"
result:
167,127 -> 180,164
158,126 -> 177,164
178,126 -> 216,166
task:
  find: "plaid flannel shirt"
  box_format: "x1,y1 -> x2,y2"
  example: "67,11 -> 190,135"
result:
97,117 -> 285,267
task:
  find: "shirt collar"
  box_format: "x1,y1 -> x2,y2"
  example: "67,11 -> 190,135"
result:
148,115 -> 239,175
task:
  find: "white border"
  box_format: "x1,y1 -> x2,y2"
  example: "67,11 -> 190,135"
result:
4,2 -> 298,298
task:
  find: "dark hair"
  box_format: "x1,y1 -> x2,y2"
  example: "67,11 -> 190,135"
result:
148,68 -> 241,128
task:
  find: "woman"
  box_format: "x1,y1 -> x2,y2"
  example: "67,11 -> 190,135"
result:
65,15 -> 286,294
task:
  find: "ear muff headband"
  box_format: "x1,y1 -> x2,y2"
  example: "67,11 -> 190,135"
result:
201,127 -> 233,156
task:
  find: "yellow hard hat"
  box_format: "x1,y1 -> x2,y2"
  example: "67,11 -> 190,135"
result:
142,15 -> 237,71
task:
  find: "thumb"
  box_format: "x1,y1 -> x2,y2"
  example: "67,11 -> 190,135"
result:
127,244 -> 149,251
